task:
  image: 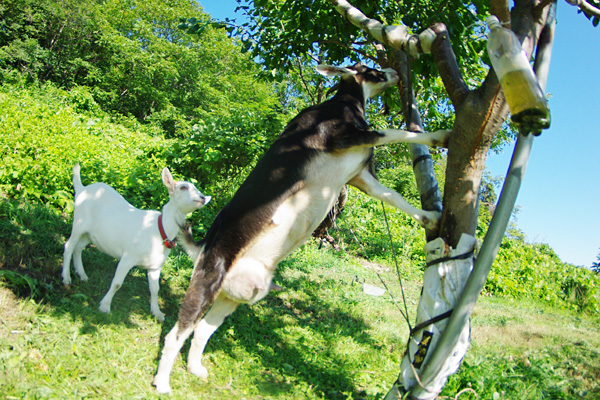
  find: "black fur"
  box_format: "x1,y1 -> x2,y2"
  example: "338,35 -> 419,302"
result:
176,66 -> 389,332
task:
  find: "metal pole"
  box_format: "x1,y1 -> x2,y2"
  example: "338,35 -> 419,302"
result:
410,132 -> 534,398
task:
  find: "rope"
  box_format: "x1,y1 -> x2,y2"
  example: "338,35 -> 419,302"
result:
410,309 -> 453,336
338,204 -> 413,330
425,250 -> 475,268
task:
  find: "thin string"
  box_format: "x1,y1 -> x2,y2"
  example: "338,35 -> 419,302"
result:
339,208 -> 413,330
380,201 -> 413,332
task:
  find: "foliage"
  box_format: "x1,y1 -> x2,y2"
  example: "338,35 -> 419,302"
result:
0,82 -> 171,211
487,237 -> 600,313
166,102 -> 288,204
0,0 -> 280,138
591,249 -> 600,273
212,0 -> 511,140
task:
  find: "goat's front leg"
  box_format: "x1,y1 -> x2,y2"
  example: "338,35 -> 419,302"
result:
349,169 -> 441,231
147,267 -> 165,322
373,128 -> 451,148
187,293 -> 240,379
99,255 -> 135,314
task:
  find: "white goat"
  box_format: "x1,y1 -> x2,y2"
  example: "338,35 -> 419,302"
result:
62,164 -> 210,321
153,63 -> 451,393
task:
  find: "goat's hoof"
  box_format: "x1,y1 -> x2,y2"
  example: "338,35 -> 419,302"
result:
431,129 -> 451,148
153,311 -> 165,323
420,211 -> 441,232
98,303 -> 111,314
153,377 -> 171,394
188,364 -> 209,380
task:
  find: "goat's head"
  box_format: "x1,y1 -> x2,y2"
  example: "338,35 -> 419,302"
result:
316,63 -> 399,100
161,168 -> 211,214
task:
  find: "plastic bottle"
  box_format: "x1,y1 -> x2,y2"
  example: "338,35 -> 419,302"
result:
486,15 -> 550,135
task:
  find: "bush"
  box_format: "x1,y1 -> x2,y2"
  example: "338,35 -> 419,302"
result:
0,82 -> 171,212
486,238 -> 600,313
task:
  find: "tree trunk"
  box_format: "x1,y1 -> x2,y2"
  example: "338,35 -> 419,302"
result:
312,185 -> 348,249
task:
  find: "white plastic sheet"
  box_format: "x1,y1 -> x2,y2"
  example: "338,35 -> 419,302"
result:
387,233 -> 477,399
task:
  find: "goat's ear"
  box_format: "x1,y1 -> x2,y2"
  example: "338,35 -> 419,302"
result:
316,64 -> 356,77
161,168 -> 176,193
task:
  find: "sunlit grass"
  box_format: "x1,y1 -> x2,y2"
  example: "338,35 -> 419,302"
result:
1,203 -> 599,399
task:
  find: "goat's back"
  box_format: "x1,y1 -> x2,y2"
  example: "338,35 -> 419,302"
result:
72,182 -> 161,260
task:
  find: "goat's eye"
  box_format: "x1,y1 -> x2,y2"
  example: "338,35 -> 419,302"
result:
179,185 -> 189,191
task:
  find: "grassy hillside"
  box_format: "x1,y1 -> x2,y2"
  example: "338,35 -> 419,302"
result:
1,75 -> 599,400
1,243 -> 599,399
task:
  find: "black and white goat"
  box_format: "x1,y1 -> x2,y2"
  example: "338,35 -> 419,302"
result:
153,63 -> 450,393
62,164 -> 210,321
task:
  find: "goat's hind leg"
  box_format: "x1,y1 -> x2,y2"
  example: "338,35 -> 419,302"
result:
62,232 -> 89,286
72,236 -> 90,283
349,169 -> 441,231
187,293 -> 240,379
153,322 -> 196,394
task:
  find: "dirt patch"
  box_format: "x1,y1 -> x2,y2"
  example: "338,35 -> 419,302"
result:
0,286 -> 31,339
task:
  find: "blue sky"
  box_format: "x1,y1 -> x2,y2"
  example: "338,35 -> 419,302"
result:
201,0 -> 599,268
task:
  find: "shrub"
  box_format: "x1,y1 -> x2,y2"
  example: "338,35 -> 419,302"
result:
486,238 -> 600,313
0,82 -> 171,212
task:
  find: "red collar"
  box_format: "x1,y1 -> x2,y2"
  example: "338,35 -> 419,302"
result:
158,214 -> 177,249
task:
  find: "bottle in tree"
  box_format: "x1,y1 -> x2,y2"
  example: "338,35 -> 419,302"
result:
486,15 -> 551,135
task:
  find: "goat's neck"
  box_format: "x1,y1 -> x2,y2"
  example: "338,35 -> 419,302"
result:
333,78 -> 367,111
160,202 -> 186,239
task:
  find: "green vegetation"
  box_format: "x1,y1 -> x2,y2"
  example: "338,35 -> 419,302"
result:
1,0 -> 599,399
1,240 -> 599,399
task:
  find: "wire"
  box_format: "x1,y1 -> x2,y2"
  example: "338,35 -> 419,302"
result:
339,207 -> 413,329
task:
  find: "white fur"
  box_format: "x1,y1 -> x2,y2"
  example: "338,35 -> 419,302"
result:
62,164 -> 210,321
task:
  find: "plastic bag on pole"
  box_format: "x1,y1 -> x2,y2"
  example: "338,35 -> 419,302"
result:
387,233 -> 477,399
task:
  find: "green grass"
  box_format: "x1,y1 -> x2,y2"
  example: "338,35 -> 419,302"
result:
1,199 -> 599,399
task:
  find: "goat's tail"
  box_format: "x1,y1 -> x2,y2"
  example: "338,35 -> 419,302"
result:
176,249 -> 227,335
72,163 -> 84,195
178,223 -> 203,261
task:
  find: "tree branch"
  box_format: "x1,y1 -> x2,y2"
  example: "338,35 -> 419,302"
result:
388,49 -> 444,241
490,0 -> 511,25
429,23 -> 470,107
326,0 -> 471,109
565,0 -> 600,18
534,1 -> 557,90
325,0 -> 437,57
